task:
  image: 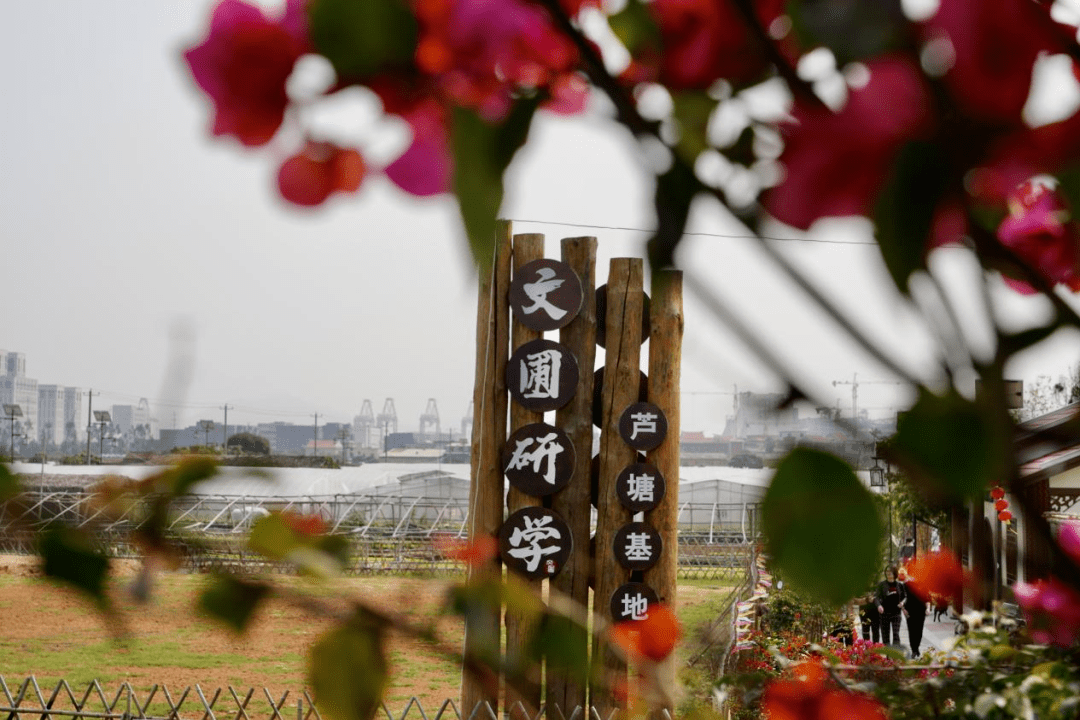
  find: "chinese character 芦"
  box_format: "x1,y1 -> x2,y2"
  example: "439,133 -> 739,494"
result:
629,411 -> 658,440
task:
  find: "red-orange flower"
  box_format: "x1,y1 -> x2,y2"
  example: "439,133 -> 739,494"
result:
277,141 -> 367,207
905,549 -> 967,606
762,661 -> 886,720
609,603 -> 682,661
433,534 -> 498,568
282,511 -> 327,536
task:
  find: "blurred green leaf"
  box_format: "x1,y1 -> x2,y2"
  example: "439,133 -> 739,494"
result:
199,574 -> 270,633
0,463 -> 21,501
168,456 -> 219,496
874,141 -> 949,295
892,389 -> 1006,502
524,613 -> 589,684
672,91 -> 718,164
607,0 -> 660,55
39,527 -> 110,607
786,0 -> 907,66
317,534 -> 352,568
308,0 -> 417,80
309,610 -> 388,720
762,449 -> 884,606
451,98 -> 539,270
249,513 -> 299,559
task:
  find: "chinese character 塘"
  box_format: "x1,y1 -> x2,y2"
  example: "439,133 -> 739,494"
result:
627,473 -> 655,503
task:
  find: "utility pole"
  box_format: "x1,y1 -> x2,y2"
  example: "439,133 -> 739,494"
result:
336,427 -> 349,465
85,390 -> 94,465
313,413 -> 319,458
222,404 -> 230,455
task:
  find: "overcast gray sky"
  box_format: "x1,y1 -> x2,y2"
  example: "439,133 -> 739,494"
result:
4,1 -> 1079,434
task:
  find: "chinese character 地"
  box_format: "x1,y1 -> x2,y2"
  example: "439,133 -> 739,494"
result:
521,267 -> 567,321
629,411 -> 658,440
627,473 -> 655,503
507,515 -> 563,573
624,532 -> 653,562
622,593 -> 650,621
520,350 -> 562,399
506,433 -> 565,485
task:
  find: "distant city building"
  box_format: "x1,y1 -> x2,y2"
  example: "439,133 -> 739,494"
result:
112,398 -> 152,438
63,387 -> 83,443
722,392 -> 800,438
37,385 -> 66,446
1,352 -> 38,447
5,352 -> 26,377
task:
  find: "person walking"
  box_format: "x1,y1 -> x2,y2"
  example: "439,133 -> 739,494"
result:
875,566 -> 906,646
903,574 -> 929,658
857,590 -> 881,643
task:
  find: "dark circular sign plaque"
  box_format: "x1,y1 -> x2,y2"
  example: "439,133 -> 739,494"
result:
618,402 -> 668,451
509,259 -> 583,331
502,423 -> 576,496
613,522 -> 662,571
499,507 -> 572,580
507,339 -> 579,412
595,284 -> 650,348
610,582 -> 660,622
616,463 -> 666,512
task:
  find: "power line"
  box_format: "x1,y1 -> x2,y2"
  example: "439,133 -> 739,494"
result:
507,218 -> 877,245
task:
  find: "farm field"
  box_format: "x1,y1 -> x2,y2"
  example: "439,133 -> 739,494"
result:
0,556 -> 735,711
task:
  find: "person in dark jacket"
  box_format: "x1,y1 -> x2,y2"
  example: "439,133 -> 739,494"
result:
857,591 -> 881,642
875,566 -> 906,646
903,576 -> 929,658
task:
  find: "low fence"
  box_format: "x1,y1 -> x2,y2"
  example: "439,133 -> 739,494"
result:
0,677 -> 668,720
0,491 -> 759,579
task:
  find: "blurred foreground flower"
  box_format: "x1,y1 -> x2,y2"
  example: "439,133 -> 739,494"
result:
1013,577 -> 1080,646
996,178 -> 1080,294
609,603 -> 681,661
433,534 -> 498,568
905,549 -> 967,607
277,141 -> 366,207
762,661 -> 887,720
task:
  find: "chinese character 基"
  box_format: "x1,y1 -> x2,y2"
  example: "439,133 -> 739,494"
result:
614,522 -> 662,570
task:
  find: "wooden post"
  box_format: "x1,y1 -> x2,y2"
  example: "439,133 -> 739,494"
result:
505,233 -> 545,720
644,270 -> 682,715
592,258 -> 645,718
463,220 -> 512,717
549,236 -> 598,718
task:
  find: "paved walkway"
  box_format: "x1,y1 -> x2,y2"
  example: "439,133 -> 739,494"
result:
856,614 -> 959,658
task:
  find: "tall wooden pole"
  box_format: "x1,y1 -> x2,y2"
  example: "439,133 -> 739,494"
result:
505,233 -> 545,720
463,220 -> 512,716
592,258 -> 644,719
644,270 -> 682,716
549,236 -> 598,717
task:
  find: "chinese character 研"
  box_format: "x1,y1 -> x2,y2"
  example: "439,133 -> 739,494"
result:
508,515 -> 562,572
507,433 -> 565,485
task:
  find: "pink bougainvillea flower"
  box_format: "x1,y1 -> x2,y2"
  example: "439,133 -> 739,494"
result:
647,0 -> 787,90
996,178 -> 1080,294
277,141 -> 367,207
1013,577 -> 1080,646
1058,521 -> 1080,564
763,56 -> 934,230
184,0 -> 307,147
920,0 -> 1067,125
383,99 -> 452,197
905,549 -> 968,607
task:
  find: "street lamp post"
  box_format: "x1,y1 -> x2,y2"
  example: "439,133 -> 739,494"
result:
3,404 -> 23,460
199,420 -> 214,449
93,411 -> 111,462
869,457 -> 893,563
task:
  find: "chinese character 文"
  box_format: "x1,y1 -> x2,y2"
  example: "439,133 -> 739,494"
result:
521,267 -> 567,321
507,515 -> 563,572
624,532 -> 653,562
507,433 -> 565,485
627,473 -> 655,503
520,350 -> 562,399
622,593 -> 650,621
629,411 -> 658,439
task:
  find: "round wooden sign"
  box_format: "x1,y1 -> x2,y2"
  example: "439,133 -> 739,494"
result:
509,259 -> 583,331
502,423 -> 576,496
499,507 -> 572,580
507,339 -> 579,411
613,522 -> 662,571
595,284 -> 650,348
618,402 -> 668,451
616,463 -> 666,512
610,582 -> 660,622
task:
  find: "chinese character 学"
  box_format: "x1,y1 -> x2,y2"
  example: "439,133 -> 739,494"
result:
627,473 -> 655,503
520,349 -> 562,399
629,411 -> 658,440
622,592 -> 650,621
521,267 -> 567,321
624,532 -> 654,562
508,515 -> 563,573
507,432 -> 565,485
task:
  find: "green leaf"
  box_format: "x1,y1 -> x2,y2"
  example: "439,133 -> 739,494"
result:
873,141 -> 949,295
762,449 -> 884,606
607,0 -> 660,55
524,613 -> 589,684
0,463 -> 21,501
672,92 -> 718,165
198,574 -> 271,633
892,388 -> 1006,503
451,99 -> 539,270
39,527 -> 110,607
249,513 -> 299,559
167,456 -> 219,496
786,0 -> 907,66
309,611 -> 389,720
307,0 -> 417,80
648,160 -> 701,270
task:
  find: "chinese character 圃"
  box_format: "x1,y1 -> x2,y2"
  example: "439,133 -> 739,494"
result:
622,593 -> 650,621
629,411 -> 658,439
521,267 -> 567,321
520,349 -> 562,399
506,433 -> 565,485
624,532 -> 654,562
627,472 -> 655,503
507,515 -> 563,573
